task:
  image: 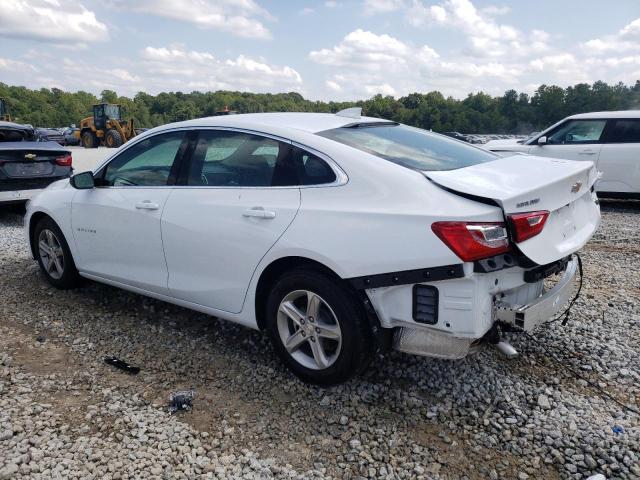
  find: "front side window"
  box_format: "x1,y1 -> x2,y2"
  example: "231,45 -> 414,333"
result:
317,124 -> 497,171
546,119 -> 606,145
607,119 -> 640,143
101,131 -> 186,187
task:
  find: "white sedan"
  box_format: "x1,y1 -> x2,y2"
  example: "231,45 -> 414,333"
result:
25,109 -> 601,384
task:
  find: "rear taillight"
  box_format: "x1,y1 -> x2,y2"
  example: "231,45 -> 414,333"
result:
431,221 -> 510,262
508,210 -> 549,243
55,153 -> 72,167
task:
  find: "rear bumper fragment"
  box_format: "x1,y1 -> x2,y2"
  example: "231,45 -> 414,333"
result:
495,255 -> 578,331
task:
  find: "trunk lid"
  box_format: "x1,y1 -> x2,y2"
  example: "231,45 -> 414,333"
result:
425,155 -> 601,265
0,142 -> 70,178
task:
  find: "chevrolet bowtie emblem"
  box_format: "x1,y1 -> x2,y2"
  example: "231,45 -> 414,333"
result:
571,181 -> 582,193
24,153 -> 36,160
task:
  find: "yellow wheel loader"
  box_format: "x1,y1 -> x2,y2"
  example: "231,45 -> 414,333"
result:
76,104 -> 136,148
0,98 -> 11,122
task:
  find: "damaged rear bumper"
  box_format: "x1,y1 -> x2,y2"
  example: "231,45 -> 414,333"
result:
367,255 -> 579,359
494,255 -> 578,332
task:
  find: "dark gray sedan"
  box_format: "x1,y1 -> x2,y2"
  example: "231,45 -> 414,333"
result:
0,121 -> 72,204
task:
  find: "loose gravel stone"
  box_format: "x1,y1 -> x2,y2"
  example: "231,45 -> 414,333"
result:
0,200 -> 638,479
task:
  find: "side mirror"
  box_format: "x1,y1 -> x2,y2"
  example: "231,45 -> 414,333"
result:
70,171 -> 95,189
537,136 -> 547,145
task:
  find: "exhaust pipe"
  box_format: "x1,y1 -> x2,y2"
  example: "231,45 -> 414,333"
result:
483,324 -> 519,358
494,341 -> 518,358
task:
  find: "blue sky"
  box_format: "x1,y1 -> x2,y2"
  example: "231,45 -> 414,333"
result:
0,0 -> 639,100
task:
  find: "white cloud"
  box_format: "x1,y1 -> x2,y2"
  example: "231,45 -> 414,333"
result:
481,5 -> 510,16
406,0 -> 548,58
326,80 -> 342,92
141,46 -> 302,92
0,0 -> 108,43
0,57 -> 38,72
309,29 -> 429,68
583,17 -> 640,54
309,29 -> 526,99
299,7 -> 315,15
108,0 -> 274,39
364,83 -> 397,96
362,0 -> 404,16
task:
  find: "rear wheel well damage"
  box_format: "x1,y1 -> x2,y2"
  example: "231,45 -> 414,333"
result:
254,256 -> 389,350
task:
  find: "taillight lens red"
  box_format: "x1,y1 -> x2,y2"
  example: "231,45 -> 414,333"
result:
55,153 -> 72,167
508,210 -> 549,243
431,221 -> 510,262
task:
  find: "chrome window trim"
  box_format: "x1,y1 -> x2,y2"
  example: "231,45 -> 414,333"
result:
93,126 -> 348,190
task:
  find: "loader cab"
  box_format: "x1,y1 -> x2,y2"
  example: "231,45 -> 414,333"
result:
0,99 -> 9,121
93,104 -> 121,130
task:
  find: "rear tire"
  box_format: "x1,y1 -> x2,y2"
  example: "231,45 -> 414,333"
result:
81,131 -> 99,149
105,129 -> 123,148
33,217 -> 81,289
266,269 -> 373,385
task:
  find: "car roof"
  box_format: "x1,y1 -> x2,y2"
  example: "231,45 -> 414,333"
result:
0,120 -> 32,131
157,112 -> 390,135
567,110 -> 640,120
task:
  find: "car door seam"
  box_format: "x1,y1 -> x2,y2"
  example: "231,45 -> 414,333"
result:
160,187 -> 176,297
238,187 -> 303,313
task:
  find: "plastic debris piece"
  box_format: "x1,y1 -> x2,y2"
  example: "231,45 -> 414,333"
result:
169,390 -> 194,414
612,425 -> 624,435
104,356 -> 140,375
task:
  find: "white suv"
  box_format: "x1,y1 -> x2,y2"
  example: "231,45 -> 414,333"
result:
484,110 -> 640,198
25,110 -> 600,384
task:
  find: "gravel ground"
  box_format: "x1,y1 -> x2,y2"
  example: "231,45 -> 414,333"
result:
0,200 -> 638,479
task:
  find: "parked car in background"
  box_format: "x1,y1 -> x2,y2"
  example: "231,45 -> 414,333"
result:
0,121 -> 72,204
35,127 -> 65,145
62,127 -> 81,146
484,111 -> 640,197
25,110 -> 599,384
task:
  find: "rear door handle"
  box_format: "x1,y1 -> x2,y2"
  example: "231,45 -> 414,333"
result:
135,201 -> 160,210
243,207 -> 276,219
579,150 -> 597,155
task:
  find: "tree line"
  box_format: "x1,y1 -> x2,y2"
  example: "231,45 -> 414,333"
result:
1,80 -> 639,134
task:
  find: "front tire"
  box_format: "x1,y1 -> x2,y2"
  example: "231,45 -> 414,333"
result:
266,269 -> 373,385
81,131 -> 99,149
105,129 -> 123,148
34,217 -> 81,289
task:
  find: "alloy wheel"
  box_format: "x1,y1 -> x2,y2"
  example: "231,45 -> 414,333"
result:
38,229 -> 65,280
276,290 -> 342,370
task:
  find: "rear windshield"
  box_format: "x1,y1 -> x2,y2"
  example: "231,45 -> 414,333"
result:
0,127 -> 35,142
318,124 -> 498,171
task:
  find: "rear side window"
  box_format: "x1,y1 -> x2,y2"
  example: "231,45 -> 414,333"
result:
607,119 -> 640,143
291,146 -> 337,185
186,130 -> 337,187
317,124 -> 497,171
187,130 -> 286,187
547,119 -> 606,145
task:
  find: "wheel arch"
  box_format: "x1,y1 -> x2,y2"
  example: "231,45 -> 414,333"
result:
253,255 -> 386,351
28,211 -> 52,259
254,256 -> 345,331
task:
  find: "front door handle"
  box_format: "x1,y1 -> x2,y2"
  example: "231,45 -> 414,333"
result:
135,201 -> 160,210
243,207 -> 276,219
579,150 -> 596,155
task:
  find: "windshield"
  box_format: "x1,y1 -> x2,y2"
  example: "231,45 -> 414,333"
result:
104,105 -> 121,119
318,124 -> 497,171
0,127 -> 35,142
